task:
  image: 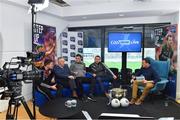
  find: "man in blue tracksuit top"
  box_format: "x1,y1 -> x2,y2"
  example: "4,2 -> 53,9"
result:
53,57 -> 78,98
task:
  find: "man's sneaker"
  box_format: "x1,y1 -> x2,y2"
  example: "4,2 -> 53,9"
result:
130,98 -> 137,105
87,94 -> 96,102
135,99 -> 143,105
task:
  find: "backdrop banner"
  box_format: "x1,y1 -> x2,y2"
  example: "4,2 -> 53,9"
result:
32,23 -> 56,68
60,31 -> 83,65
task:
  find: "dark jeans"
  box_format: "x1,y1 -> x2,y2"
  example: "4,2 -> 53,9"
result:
57,78 -> 77,91
95,75 -> 115,93
37,85 -> 62,100
75,77 -> 96,97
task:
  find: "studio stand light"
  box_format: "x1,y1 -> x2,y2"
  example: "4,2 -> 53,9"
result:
27,0 -> 49,119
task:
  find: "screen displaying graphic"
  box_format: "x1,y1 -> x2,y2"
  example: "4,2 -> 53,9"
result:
108,32 -> 142,52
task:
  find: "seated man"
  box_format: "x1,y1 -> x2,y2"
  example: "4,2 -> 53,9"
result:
130,58 -> 160,105
70,54 -> 96,101
36,59 -> 62,100
53,57 -> 78,98
89,55 -> 117,97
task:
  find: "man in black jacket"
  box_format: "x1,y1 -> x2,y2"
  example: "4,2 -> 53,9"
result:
89,55 -> 117,97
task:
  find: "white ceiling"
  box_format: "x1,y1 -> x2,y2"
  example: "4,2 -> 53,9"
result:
64,0 -> 179,6
61,0 -> 180,21
3,0 -> 180,21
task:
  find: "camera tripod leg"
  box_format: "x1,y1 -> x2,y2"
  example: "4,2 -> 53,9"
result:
6,97 -> 35,120
14,101 -> 19,119
20,97 -> 35,120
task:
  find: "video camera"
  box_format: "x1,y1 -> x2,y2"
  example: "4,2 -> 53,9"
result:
0,52 -> 43,98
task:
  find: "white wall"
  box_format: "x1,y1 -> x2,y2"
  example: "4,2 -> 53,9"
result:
0,1 -> 68,101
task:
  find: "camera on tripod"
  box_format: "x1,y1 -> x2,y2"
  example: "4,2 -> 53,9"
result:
0,52 -> 44,119
0,51 -> 43,98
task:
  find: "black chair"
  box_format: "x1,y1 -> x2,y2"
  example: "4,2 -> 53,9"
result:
120,68 -> 133,85
109,68 -> 119,79
86,67 -> 91,73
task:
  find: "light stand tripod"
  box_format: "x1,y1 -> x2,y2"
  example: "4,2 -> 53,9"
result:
6,95 -> 34,120
31,4 -> 37,119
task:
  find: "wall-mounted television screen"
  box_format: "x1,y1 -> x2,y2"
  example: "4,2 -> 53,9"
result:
108,32 -> 142,52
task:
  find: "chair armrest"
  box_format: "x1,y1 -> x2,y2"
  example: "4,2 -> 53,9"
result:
138,79 -> 169,92
156,79 -> 169,84
153,79 -> 169,91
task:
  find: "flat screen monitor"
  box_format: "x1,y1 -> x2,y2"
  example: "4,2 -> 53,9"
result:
108,32 -> 142,52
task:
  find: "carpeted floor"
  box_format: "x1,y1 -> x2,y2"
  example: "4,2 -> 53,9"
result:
66,86 -> 180,119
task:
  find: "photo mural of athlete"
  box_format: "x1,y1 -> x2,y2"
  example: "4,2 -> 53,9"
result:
155,25 -> 177,75
33,23 -> 57,68
156,32 -> 174,61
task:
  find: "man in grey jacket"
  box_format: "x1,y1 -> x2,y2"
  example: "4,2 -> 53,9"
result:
70,54 -> 96,101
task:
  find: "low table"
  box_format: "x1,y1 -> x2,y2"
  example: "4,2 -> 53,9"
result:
39,97 -> 82,118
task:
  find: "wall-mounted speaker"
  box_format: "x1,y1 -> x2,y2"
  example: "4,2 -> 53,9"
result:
28,0 -> 45,4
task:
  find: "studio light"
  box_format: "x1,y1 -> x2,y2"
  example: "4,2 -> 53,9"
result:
28,0 -> 45,4
34,0 -> 49,12
28,0 -> 49,12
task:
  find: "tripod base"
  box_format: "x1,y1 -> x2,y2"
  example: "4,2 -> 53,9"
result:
6,96 -> 34,120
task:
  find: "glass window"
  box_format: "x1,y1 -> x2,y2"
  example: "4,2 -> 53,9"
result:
144,25 -> 156,59
68,23 -> 169,70
78,28 -> 102,66
144,24 -> 169,59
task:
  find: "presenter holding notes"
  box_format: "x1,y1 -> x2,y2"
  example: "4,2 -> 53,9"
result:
130,58 -> 160,105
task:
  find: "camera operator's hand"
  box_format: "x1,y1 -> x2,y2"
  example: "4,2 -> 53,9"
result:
68,75 -> 75,80
50,84 -> 57,90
